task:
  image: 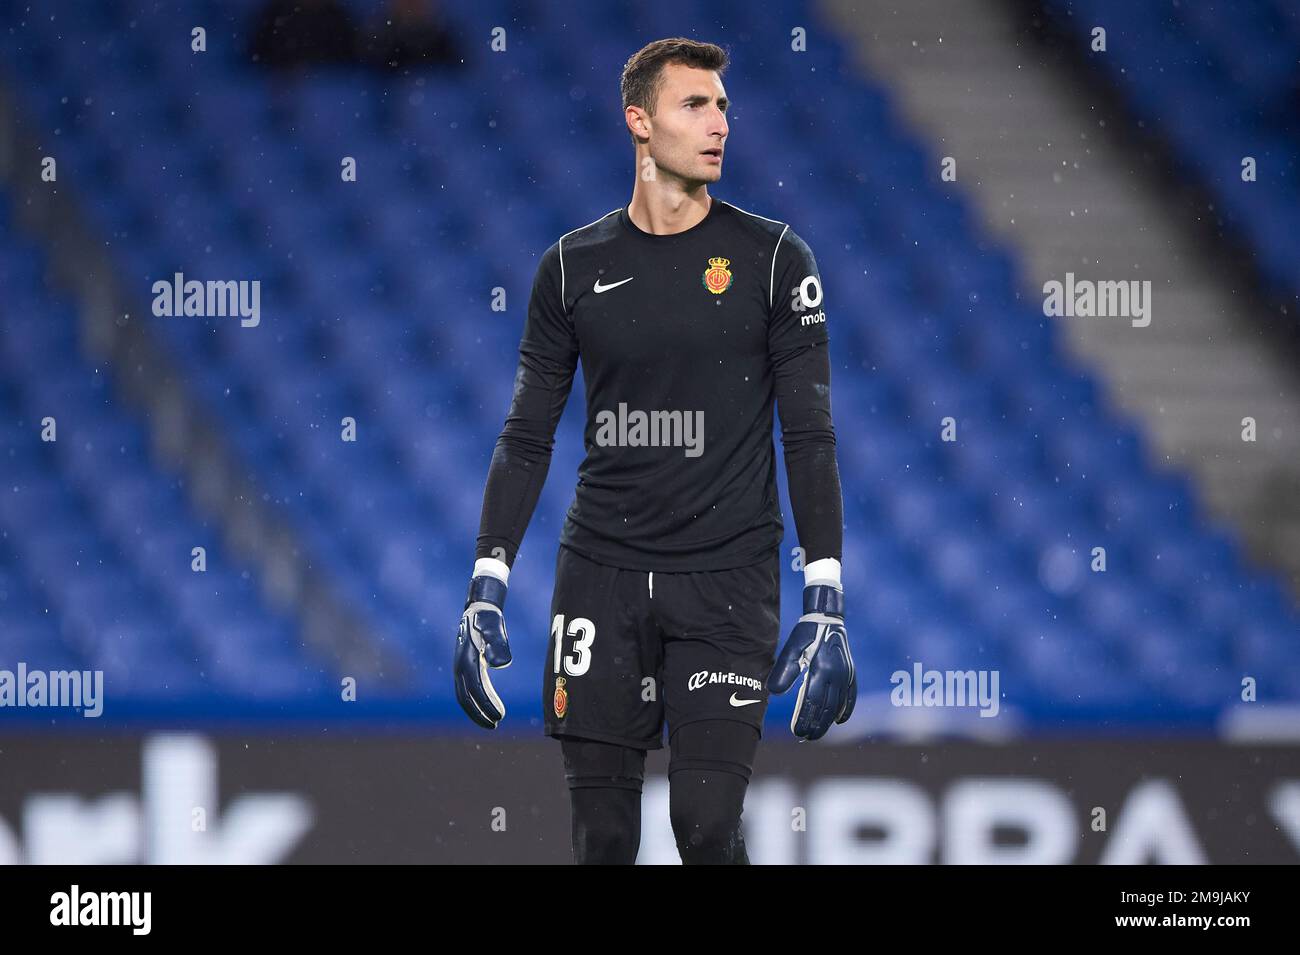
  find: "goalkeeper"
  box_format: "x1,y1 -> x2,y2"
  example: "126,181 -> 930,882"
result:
455,37 -> 852,865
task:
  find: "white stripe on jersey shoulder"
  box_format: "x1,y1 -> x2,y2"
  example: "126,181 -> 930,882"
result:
770,225 -> 789,310
557,207 -> 621,303
718,200 -> 790,310
719,198 -> 786,227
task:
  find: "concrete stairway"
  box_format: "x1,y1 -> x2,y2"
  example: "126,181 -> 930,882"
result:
821,0 -> 1300,592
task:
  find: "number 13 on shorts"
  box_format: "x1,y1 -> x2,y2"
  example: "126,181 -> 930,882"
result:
552,614 -> 595,676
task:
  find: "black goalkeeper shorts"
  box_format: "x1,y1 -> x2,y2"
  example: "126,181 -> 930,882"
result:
543,543 -> 782,750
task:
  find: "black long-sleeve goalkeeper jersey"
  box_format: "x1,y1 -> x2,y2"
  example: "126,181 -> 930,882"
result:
474,196 -> 843,573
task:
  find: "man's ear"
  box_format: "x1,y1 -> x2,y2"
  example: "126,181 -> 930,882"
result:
626,106 -> 650,142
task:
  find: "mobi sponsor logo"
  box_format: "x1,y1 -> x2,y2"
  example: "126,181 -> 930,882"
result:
594,403 -> 704,458
151,272 -> 261,327
791,274 -> 826,327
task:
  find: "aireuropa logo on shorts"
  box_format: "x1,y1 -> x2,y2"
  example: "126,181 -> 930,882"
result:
50,885 -> 150,935
890,663 -> 1000,718
151,272 -> 261,327
595,403 -> 704,458
0,663 -> 103,717
688,670 -> 763,693
1042,272 -> 1152,328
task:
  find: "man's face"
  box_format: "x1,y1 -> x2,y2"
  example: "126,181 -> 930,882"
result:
635,63 -> 729,185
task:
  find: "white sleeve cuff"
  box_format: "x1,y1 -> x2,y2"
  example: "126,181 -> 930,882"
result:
473,557 -> 511,585
804,557 -> 841,590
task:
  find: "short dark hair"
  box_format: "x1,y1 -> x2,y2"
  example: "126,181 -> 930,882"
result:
621,38 -> 729,143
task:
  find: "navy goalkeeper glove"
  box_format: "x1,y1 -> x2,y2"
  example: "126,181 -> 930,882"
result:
454,574 -> 512,729
768,583 -> 856,740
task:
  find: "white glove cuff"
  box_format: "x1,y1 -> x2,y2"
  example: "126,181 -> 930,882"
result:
473,556 -> 510,585
804,557 -> 841,590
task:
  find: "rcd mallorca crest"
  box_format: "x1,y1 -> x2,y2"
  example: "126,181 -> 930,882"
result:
553,677 -> 568,719
702,256 -> 733,294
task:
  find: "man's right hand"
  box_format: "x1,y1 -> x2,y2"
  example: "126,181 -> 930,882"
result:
454,574 -> 512,729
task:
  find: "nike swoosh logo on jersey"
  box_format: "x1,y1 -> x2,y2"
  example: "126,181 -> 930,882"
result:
730,693 -> 761,707
593,276 -> 634,293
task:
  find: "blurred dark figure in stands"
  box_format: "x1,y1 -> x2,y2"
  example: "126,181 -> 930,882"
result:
250,0 -> 360,68
362,0 -> 462,70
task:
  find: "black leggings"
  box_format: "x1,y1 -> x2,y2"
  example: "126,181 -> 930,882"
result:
559,720 -> 760,865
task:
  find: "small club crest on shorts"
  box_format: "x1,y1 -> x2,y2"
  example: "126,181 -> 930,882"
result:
702,256 -> 732,294
553,677 -> 568,719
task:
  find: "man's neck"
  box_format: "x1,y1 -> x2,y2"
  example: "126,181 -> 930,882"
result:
627,180 -> 712,236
